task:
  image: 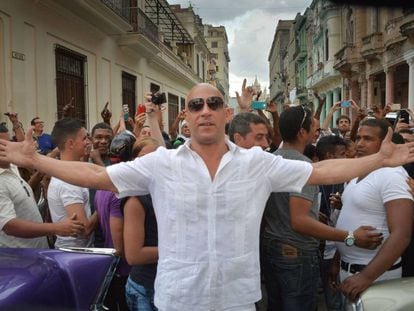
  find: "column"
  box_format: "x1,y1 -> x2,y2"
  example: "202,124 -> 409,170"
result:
385,67 -> 395,106
333,88 -> 341,125
359,77 -> 367,108
367,75 -> 374,108
326,91 -> 333,128
408,57 -> 414,110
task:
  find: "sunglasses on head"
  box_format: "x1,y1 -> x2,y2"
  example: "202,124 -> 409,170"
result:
187,96 -> 224,112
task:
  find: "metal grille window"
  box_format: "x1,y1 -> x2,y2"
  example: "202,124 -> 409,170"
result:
168,93 -> 179,132
55,46 -> 86,121
122,71 -> 137,116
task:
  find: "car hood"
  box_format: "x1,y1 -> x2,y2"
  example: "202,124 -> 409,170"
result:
0,248 -> 118,310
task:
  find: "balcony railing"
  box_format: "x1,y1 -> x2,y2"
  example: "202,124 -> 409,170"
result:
131,8 -> 160,46
361,32 -> 383,59
101,0 -> 131,22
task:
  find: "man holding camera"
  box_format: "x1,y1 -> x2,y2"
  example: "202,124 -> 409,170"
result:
1,84 -> 414,310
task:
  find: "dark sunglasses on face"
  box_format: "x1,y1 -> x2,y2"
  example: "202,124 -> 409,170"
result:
187,96 -> 224,112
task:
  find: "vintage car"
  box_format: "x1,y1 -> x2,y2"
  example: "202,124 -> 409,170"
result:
346,277 -> 414,311
0,247 -> 119,310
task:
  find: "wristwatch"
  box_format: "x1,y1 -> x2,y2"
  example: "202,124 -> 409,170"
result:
344,231 -> 355,247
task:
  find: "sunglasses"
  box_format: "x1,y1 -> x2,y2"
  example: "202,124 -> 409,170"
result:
300,105 -> 308,129
187,96 -> 224,112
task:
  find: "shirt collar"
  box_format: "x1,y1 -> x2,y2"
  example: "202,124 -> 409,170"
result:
0,164 -> 19,175
177,137 -> 239,156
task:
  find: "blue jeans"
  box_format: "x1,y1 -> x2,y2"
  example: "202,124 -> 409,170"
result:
125,277 -> 158,311
262,240 -> 320,311
321,258 -> 343,311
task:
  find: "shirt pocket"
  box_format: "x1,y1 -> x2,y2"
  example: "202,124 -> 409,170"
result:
224,180 -> 253,221
167,181 -> 200,222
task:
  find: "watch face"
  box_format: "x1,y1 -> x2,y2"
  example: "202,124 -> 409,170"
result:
345,237 -> 355,247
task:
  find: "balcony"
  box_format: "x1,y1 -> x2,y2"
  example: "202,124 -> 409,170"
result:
334,44 -> 355,72
39,0 -> 133,34
118,8 -> 161,57
400,12 -> 414,41
361,32 -> 383,60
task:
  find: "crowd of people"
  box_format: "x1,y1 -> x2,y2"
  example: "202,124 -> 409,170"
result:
1,80 -> 414,311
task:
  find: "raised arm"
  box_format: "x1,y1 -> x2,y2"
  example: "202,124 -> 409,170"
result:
322,101 -> 341,130
308,128 -> 414,185
313,92 -> 326,121
170,110 -> 186,140
235,78 -> 255,112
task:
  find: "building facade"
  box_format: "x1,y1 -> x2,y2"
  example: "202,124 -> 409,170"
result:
204,25 -> 231,103
268,0 -> 414,127
0,0 -> 230,133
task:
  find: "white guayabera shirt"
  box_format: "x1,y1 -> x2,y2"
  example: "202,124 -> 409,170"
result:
107,140 -> 312,311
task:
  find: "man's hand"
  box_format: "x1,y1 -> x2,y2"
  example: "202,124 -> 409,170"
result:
5,112 -> 19,124
177,110 -> 186,120
101,102 -> 112,123
0,127 -> 38,169
394,118 -> 410,133
235,78 -> 255,111
340,273 -> 373,301
89,149 -> 105,166
329,192 -> 342,209
353,226 -> 383,249
135,113 -> 147,128
379,127 -> 414,167
350,99 -> 361,111
356,108 -> 367,121
54,213 -> 85,237
328,258 -> 340,291
62,98 -> 75,118
331,101 -> 342,112
266,100 -> 278,113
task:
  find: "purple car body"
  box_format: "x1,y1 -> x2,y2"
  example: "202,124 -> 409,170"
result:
0,247 -> 119,310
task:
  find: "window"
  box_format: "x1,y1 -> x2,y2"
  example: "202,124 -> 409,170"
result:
122,71 -> 136,116
55,45 -> 86,121
216,66 -> 219,72
211,41 -> 218,48
168,93 -> 179,132
197,54 -> 200,76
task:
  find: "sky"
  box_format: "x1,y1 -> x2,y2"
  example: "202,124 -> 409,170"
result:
170,0 -> 313,97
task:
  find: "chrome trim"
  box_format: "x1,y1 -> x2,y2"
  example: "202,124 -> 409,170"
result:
58,247 -> 117,255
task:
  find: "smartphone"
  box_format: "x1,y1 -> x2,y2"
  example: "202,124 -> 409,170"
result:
122,104 -> 129,121
137,104 -> 146,115
340,101 -> 351,108
399,109 -> 410,124
251,101 -> 267,110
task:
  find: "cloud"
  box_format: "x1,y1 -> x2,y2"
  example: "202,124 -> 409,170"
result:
170,0 -> 310,23
169,0 -> 312,96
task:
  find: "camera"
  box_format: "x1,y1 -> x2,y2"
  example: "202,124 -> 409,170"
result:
151,92 -> 166,105
4,112 -> 10,116
397,109 -> 410,124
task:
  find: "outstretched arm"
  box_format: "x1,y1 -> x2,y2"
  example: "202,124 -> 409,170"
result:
308,128 -> 414,185
0,129 -> 117,192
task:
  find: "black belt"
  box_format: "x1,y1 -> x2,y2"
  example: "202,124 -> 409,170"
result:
341,260 -> 402,274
